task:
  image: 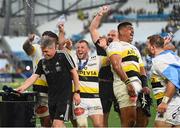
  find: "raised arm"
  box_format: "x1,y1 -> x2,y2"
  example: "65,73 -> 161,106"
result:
162,32 -> 176,52
23,34 -> 35,55
89,5 -> 110,43
57,23 -> 73,51
58,24 -> 66,49
58,24 -> 65,44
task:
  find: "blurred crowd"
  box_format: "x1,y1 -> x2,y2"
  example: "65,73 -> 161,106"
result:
0,49 -> 24,73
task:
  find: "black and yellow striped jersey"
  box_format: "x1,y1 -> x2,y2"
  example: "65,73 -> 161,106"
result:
73,55 -> 108,94
106,41 -> 144,83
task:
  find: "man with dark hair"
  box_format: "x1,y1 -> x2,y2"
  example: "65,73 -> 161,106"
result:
22,31 -> 58,127
42,31 -> 58,40
146,34 -> 180,127
18,37 -> 81,127
117,22 -> 133,31
106,21 -> 151,127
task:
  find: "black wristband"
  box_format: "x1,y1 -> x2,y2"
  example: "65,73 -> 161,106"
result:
124,78 -> 131,85
140,75 -> 148,87
74,90 -> 80,94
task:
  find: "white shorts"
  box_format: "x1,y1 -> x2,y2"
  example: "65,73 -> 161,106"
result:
155,95 -> 180,125
130,77 -> 142,95
34,92 -> 49,117
113,77 -> 142,108
73,98 -> 103,119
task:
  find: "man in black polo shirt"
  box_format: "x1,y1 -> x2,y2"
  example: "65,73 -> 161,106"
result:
22,31 -> 58,127
17,37 -> 80,127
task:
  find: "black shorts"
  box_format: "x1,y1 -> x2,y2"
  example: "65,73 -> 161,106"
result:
48,100 -> 70,121
99,80 -> 119,113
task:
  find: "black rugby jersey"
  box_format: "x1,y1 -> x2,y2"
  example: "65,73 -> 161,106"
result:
35,51 -> 75,103
95,42 -> 113,81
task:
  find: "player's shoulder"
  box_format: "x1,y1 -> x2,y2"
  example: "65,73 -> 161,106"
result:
32,43 -> 40,47
57,49 -> 65,53
30,44 -> 41,55
57,50 -> 69,55
57,50 -> 73,61
107,41 -> 120,50
109,41 -> 120,46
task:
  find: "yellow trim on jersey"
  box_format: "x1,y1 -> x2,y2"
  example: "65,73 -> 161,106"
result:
121,48 -> 137,58
122,49 -> 145,67
29,46 -> 36,56
108,48 -> 138,59
139,63 -> 144,67
80,86 -> 99,93
78,70 -> 98,77
101,56 -> 109,67
108,48 -> 144,67
151,74 -> 162,83
72,84 -> 99,93
154,92 -> 164,99
122,64 -> 140,73
35,59 -> 39,65
34,78 -> 48,86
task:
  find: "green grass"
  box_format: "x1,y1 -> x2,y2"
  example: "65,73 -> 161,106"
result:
64,105 -> 156,127
0,78 -> 24,89
0,78 -> 33,91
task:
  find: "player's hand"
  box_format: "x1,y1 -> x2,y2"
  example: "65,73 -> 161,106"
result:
98,5 -> 110,15
58,24 -> 64,33
164,37 -> 172,45
157,102 -> 168,113
98,36 -> 108,49
164,32 -> 173,45
16,86 -> 26,93
28,34 -> 35,42
127,84 -> 137,102
127,84 -> 136,97
141,87 -> 151,94
63,39 -> 73,50
73,93 -> 81,106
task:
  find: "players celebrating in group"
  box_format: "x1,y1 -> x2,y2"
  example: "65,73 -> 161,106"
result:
17,5 -> 180,128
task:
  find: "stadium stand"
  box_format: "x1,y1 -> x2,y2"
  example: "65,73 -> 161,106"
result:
0,59 -> 9,71
0,0 -> 179,78
84,21 -> 167,42
0,0 -> 179,70
0,36 -> 32,74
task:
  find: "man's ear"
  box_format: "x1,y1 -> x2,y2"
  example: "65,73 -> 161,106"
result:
119,30 -> 123,35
